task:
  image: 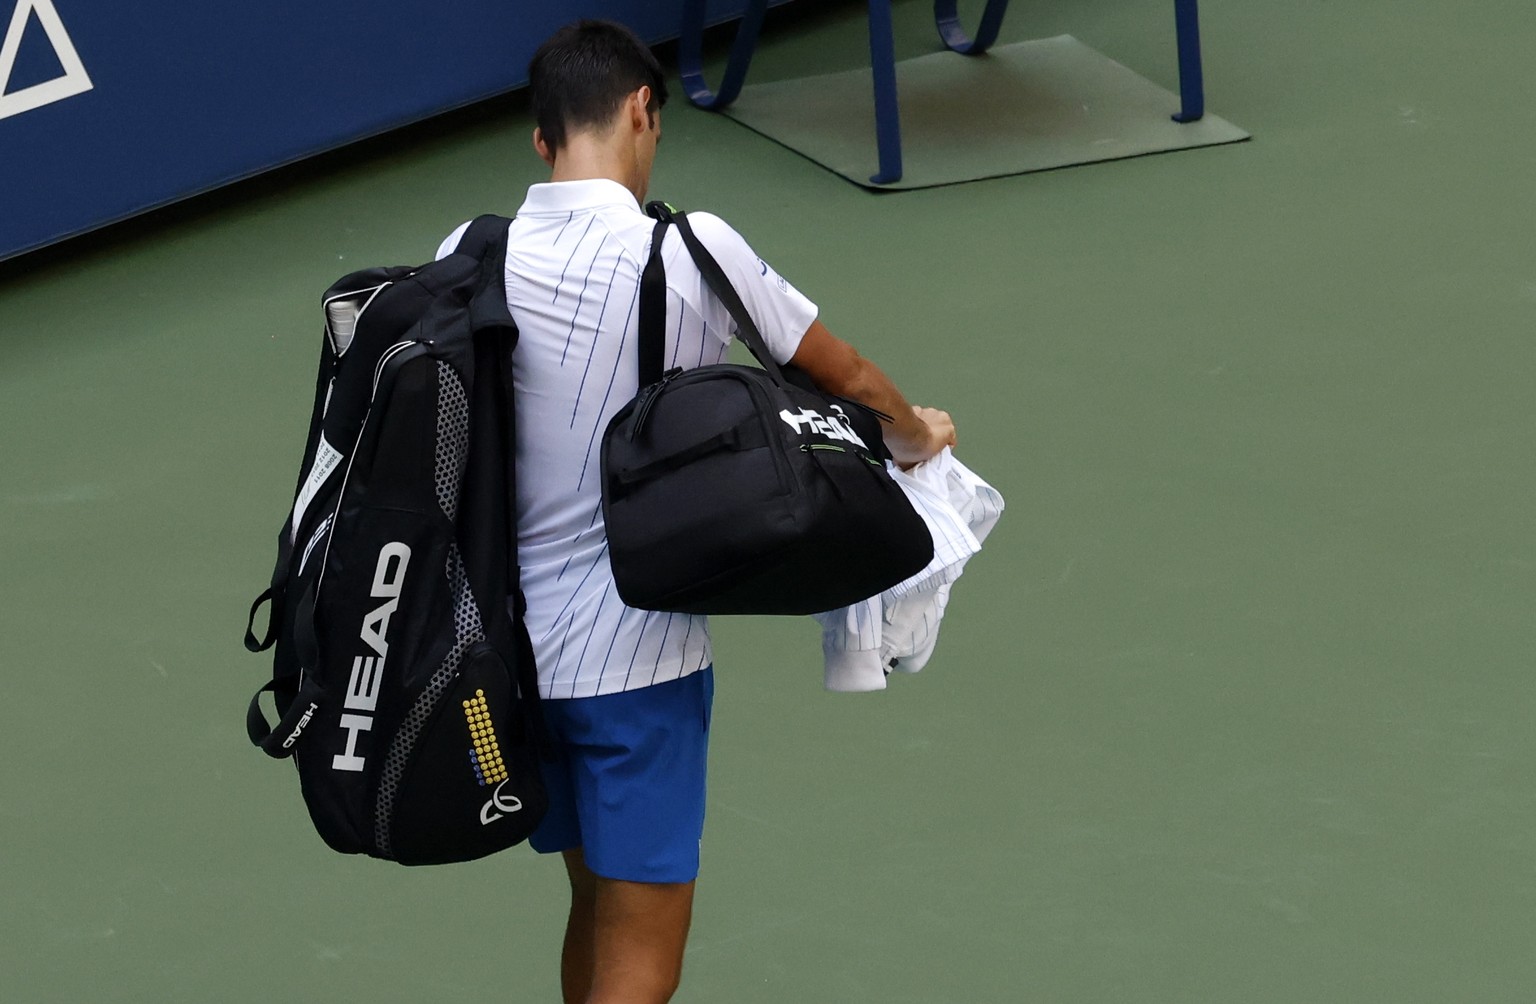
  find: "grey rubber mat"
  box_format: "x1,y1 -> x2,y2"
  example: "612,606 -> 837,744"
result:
723,34 -> 1250,188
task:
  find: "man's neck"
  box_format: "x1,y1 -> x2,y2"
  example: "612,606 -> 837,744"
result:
548,138 -> 644,205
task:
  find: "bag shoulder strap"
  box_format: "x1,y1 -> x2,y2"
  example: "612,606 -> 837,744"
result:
457,214 -> 515,334
640,201 -> 786,386
638,215 -> 671,387
459,214 -> 551,754
456,214 -> 512,259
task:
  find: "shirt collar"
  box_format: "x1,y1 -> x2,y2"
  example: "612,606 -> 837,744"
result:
518,178 -> 641,216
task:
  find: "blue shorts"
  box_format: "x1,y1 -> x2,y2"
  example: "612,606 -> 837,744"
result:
528,668 -> 714,884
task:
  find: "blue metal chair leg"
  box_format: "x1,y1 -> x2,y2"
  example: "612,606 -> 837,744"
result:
679,0 -> 771,109
867,0 -> 904,184
933,0 -> 1012,55
1171,0 -> 1205,122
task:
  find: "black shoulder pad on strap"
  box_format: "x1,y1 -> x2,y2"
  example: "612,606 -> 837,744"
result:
638,216 -> 672,387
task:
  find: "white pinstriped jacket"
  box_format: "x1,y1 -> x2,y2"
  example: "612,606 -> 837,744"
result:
814,449 -> 1005,692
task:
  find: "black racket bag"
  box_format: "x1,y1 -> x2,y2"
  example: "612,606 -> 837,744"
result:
243,216 -> 547,865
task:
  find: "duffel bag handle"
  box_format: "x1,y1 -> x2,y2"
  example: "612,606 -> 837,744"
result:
610,418 -> 766,495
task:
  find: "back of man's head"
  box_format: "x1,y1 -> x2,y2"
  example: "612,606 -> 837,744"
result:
529,20 -> 669,154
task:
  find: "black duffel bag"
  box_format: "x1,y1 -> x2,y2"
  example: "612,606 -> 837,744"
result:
600,203 -> 933,616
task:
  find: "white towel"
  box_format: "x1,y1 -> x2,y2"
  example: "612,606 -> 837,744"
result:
814,449 -> 1004,692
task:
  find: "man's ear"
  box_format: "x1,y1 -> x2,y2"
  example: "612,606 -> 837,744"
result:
629,86 -> 654,133
533,127 -> 556,167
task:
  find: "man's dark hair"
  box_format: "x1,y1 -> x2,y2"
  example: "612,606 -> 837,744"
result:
529,20 -> 669,153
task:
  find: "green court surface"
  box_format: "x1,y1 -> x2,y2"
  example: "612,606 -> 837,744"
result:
3,1 -> 1534,1000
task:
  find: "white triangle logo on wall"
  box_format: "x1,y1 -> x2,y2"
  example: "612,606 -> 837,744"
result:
0,0 -> 93,122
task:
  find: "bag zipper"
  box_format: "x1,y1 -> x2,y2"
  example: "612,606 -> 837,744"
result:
630,367 -> 684,439
311,339 -> 430,599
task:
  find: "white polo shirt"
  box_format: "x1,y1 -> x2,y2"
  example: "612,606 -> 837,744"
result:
439,179 -> 818,699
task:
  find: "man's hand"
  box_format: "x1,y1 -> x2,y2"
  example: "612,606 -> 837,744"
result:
890,405 -> 957,469
787,320 -> 956,469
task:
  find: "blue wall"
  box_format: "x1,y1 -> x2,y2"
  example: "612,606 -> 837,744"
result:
0,0 -> 767,262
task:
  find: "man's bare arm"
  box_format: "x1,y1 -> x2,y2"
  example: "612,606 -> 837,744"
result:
788,319 -> 956,467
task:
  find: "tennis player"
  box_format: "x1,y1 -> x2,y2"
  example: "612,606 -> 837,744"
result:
440,20 -> 955,1002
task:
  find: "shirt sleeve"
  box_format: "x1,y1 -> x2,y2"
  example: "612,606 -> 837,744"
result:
674,212 -> 819,365
435,221 -> 471,261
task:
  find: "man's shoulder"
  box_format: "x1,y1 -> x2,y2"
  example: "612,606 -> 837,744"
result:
675,209 -> 736,241
663,209 -> 753,265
